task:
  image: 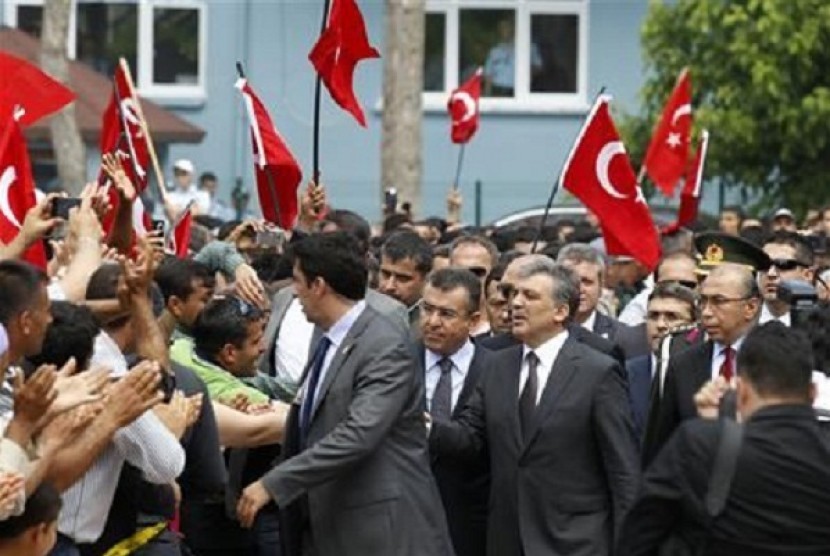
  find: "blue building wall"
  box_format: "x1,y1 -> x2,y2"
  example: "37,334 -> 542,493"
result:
164,0 -> 650,225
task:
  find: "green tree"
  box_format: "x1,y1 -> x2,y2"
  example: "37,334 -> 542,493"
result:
622,0 -> 830,216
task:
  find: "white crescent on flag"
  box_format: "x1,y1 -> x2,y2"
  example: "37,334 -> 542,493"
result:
595,141 -> 630,200
671,103 -> 692,126
450,90 -> 477,123
0,167 -> 22,229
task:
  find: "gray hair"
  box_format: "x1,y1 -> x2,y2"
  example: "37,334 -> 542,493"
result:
556,243 -> 606,278
450,235 -> 499,266
513,256 -> 579,320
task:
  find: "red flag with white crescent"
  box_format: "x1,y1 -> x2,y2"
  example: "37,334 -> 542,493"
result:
166,201 -> 193,259
663,130 -> 709,233
0,116 -> 47,269
643,68 -> 692,197
0,52 -> 75,127
448,68 -> 482,144
561,95 -> 661,270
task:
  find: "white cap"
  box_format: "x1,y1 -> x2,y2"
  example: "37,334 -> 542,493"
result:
773,208 -> 794,221
173,159 -> 195,174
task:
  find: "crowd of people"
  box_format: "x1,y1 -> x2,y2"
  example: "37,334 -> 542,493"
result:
1,155 -> 830,556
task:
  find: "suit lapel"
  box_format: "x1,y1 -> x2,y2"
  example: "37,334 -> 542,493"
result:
262,286 -> 296,373
522,337 -> 581,451
309,308 -> 374,421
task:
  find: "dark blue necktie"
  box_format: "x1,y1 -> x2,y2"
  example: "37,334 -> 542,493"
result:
299,336 -> 332,446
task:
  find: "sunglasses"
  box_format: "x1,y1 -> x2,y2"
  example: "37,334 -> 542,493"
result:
769,258 -> 807,272
660,279 -> 698,290
464,266 -> 489,279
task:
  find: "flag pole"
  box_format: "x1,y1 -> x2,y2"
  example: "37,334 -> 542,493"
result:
236,62 -> 284,229
452,143 -> 466,190
531,86 -> 607,253
118,58 -> 169,206
312,0 -> 333,183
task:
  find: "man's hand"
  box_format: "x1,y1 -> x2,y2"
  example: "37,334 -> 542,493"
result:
185,393 -> 203,428
12,366 -> 58,435
39,401 -> 103,456
153,391 -> 190,440
101,153 -> 136,203
220,393 -> 251,414
237,480 -> 271,528
67,184 -> 104,248
52,360 -> 109,416
694,377 -> 731,420
102,361 -> 164,428
234,264 -> 267,309
20,194 -> 61,247
121,244 -> 155,297
446,188 -> 462,224
0,472 -> 24,517
298,181 -> 327,227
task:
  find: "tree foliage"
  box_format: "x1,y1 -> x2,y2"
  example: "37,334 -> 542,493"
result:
621,0 -> 830,215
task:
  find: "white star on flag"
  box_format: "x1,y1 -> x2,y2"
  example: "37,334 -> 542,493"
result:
666,132 -> 682,148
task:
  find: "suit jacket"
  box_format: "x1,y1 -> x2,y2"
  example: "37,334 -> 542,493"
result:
641,341 -> 714,468
422,343 -> 493,556
625,355 -> 653,446
431,336 -> 640,556
618,405 -> 830,556
259,286 -> 409,378
615,323 -> 651,361
261,306 -> 454,556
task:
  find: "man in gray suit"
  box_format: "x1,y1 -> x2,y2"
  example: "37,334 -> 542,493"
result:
237,231 -> 454,556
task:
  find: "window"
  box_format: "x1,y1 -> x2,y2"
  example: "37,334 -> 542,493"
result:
4,0 -> 206,101
423,0 -> 588,112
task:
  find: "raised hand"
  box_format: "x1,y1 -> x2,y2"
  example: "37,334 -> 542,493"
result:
52,360 -> 109,415
0,472 -> 25,518
13,366 -> 58,434
101,153 -> 137,203
102,360 -> 163,428
39,400 -> 103,456
234,264 -> 267,309
20,194 -> 61,246
153,390 -> 190,439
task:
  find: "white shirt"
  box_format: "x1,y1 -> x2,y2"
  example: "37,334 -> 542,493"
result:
581,310 -> 598,333
275,297 -> 315,386
167,186 -> 210,216
424,340 -> 475,412
520,331 -> 570,405
307,301 -> 367,403
618,285 -> 652,326
759,303 -> 791,326
710,336 -> 747,381
91,331 -> 128,377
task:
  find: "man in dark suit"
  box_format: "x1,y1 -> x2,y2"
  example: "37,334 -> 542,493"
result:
625,283 -> 697,445
430,257 -> 640,556
419,267 -> 494,556
237,232 -> 453,556
619,323 -> 830,556
643,261 -> 762,467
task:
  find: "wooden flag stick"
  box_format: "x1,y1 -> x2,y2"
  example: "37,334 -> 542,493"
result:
453,143 -> 466,190
118,58 -> 169,206
531,86 -> 607,253
312,0 -> 333,183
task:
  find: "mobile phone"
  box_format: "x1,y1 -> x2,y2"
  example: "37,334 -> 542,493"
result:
151,219 -> 165,234
51,198 -> 82,219
255,229 -> 286,250
384,187 -> 398,214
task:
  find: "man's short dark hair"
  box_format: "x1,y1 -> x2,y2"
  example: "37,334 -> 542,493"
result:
485,250 -> 523,292
28,301 -> 100,372
289,232 -> 367,301
155,258 -> 214,304
763,230 -> 815,266
427,267 -> 482,315
199,172 -> 217,183
381,231 -> 433,276
85,263 -> 122,301
193,296 -> 264,360
324,209 -> 371,256
722,205 -> 745,221
648,282 -> 699,322
0,261 -> 48,326
738,322 -> 813,399
0,482 -> 61,541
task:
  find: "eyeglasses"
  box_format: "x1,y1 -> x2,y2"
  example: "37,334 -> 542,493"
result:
421,302 -> 464,321
659,279 -> 698,290
697,294 -> 752,309
464,266 -> 489,279
769,258 -> 807,272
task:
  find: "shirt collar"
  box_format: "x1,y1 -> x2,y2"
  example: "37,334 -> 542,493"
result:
761,303 -> 791,325
714,333 -> 747,356
523,330 -> 570,370
325,300 -> 367,348
581,310 -> 597,331
425,339 -> 475,373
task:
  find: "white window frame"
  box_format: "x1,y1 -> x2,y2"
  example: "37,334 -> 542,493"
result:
3,0 -> 207,102
423,0 -> 589,114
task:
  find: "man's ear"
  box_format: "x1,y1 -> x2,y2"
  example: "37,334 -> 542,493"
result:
168,296 -> 184,318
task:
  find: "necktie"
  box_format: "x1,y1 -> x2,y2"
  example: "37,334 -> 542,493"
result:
719,346 -> 735,382
519,351 -> 539,440
299,336 -> 332,445
431,358 -> 454,421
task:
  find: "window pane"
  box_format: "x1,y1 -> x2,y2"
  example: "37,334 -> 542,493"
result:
530,14 -> 579,93
460,9 -> 515,98
153,8 -> 200,85
76,3 -> 138,77
16,6 -> 43,37
424,13 -> 445,92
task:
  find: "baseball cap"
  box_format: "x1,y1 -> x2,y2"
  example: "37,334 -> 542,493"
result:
173,159 -> 195,174
773,208 -> 794,221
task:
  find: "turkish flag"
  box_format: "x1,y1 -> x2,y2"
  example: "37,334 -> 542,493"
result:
167,201 -> 192,258
561,95 -> 661,270
308,0 -> 380,127
643,68 -> 692,197
448,68 -> 482,144
0,117 -> 47,269
0,52 -> 75,127
98,59 -> 151,236
236,78 -> 302,229
663,130 -> 709,233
